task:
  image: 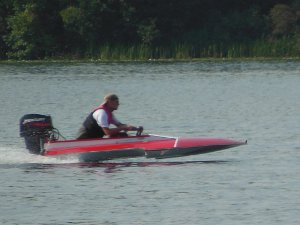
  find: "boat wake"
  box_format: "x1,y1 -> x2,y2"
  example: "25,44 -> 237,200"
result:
68,160 -> 231,172
0,159 -> 229,170
0,146 -> 77,165
0,146 -> 231,172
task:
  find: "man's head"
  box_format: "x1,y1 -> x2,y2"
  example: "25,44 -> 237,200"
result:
104,94 -> 119,111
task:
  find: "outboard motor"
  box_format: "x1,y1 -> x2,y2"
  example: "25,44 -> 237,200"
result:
20,114 -> 54,154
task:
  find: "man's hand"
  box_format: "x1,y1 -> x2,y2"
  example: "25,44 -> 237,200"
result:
120,125 -> 138,131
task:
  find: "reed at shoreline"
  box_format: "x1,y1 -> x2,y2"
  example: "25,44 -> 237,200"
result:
85,38 -> 300,61
1,38 -> 299,62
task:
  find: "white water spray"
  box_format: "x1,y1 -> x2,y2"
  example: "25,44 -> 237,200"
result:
0,146 -> 78,164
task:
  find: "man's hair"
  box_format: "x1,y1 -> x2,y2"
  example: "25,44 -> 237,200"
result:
104,94 -> 119,102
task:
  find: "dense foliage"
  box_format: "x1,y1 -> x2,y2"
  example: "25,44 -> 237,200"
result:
0,0 -> 299,60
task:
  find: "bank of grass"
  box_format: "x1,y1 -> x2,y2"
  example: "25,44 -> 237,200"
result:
1,38 -> 299,62
91,37 -> 300,61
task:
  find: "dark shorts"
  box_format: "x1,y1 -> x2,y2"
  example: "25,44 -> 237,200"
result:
76,126 -> 103,139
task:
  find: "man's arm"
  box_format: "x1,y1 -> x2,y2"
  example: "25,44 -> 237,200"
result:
102,124 -> 137,136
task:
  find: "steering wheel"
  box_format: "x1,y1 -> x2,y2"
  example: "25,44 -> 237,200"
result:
136,126 -> 143,136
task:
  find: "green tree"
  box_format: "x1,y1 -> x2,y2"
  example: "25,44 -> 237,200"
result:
60,6 -> 84,54
137,18 -> 160,45
0,0 -> 14,59
0,13 -> 6,59
270,4 -> 298,37
5,1 -> 64,59
5,5 -> 36,59
60,6 -> 83,33
1,0 -> 299,59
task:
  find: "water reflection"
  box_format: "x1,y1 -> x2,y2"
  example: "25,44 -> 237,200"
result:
80,160 -> 230,173
0,160 -> 230,173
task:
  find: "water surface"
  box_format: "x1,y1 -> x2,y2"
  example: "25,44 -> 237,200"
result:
0,60 -> 299,224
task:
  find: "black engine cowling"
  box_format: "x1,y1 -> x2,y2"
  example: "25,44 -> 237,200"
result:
20,114 -> 53,154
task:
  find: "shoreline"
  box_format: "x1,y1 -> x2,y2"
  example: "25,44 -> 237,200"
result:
1,57 -> 299,64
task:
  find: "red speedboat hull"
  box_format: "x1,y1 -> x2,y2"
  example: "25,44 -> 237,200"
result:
43,135 -> 246,162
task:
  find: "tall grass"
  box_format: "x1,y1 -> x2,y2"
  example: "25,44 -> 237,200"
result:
92,37 -> 299,60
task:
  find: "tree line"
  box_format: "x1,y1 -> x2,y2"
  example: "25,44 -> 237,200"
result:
0,0 -> 299,60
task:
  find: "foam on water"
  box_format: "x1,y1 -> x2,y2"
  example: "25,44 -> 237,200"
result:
0,146 -> 78,165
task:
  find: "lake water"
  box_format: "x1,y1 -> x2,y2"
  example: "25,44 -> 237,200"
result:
0,60 -> 299,224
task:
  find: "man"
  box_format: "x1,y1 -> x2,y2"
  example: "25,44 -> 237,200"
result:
77,94 -> 139,139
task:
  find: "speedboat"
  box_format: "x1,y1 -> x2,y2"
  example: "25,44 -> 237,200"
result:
20,114 -> 247,162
